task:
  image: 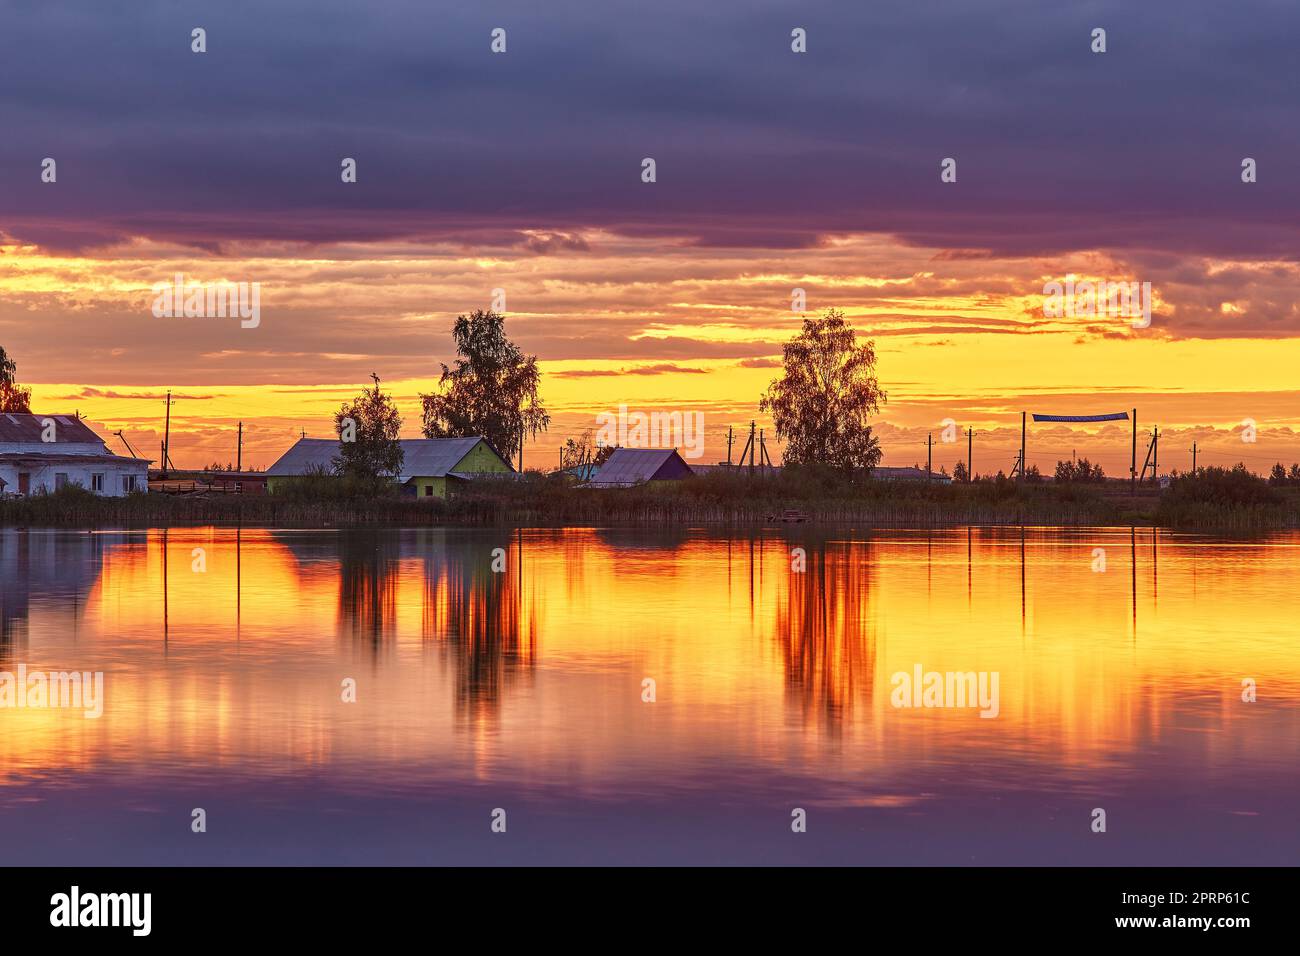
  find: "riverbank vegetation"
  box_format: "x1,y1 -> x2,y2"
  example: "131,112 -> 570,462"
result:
4,464 -> 1297,531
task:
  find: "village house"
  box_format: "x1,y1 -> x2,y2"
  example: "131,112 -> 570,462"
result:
0,413 -> 151,497
587,447 -> 694,488
264,436 -> 514,499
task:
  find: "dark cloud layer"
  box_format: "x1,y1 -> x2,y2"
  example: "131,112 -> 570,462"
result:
0,0 -> 1296,257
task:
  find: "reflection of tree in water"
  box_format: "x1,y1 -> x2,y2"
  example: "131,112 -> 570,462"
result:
336,531 -> 401,651
772,538 -> 878,732
332,529 -> 536,723
421,532 -> 536,726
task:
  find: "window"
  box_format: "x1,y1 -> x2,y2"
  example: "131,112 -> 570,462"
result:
122,475 -> 138,493
424,485 -> 434,497
91,474 -> 105,493
54,473 -> 69,490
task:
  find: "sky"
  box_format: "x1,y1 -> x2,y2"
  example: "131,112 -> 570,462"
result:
1,0 -> 1298,474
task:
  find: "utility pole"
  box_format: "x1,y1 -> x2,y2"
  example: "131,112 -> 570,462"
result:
748,421 -> 756,477
926,433 -> 932,480
726,426 -> 734,466
1019,411 -> 1027,483
237,421 -> 243,472
1131,408 -> 1137,493
967,426 -> 973,482
114,430 -> 140,459
1152,427 -> 1159,481
1191,441 -> 1197,474
163,390 -> 175,474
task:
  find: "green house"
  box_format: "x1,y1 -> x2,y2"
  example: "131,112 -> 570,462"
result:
265,436 -> 515,499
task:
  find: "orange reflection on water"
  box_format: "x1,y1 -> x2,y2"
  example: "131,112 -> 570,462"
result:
1,526 -> 1297,809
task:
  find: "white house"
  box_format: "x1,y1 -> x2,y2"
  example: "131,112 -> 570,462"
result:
0,413 -> 151,498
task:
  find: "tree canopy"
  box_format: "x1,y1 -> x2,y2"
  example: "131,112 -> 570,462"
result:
420,310 -> 548,465
0,346 -> 32,413
759,309 -> 886,471
334,374 -> 404,481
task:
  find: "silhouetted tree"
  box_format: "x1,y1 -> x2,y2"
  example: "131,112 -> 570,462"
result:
1055,457 -> 1105,483
0,347 -> 32,413
760,309 -> 886,472
334,374 -> 404,481
420,310 -> 548,467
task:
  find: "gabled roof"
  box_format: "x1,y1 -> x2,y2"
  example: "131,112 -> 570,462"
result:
0,413 -> 105,444
588,447 -> 692,487
265,436 -> 513,479
0,453 -> 150,465
399,438 -> 498,480
265,438 -> 337,477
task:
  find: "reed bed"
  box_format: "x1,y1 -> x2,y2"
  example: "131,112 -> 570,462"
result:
2,467 -> 1296,530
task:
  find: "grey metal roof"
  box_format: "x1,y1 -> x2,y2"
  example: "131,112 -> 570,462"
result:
264,438 -> 337,476
0,453 -> 150,464
265,436 -> 510,479
689,462 -> 781,476
398,438 -> 486,480
0,413 -> 106,444
874,466 -> 953,482
588,447 -> 687,487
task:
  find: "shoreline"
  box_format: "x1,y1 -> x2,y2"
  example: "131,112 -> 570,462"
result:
1,488 -> 1296,532
3,467 -> 1297,532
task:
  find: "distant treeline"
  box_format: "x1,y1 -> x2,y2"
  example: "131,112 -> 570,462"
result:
3,464 -> 1297,531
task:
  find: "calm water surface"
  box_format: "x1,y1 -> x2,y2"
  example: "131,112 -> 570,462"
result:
1,526 -> 1296,865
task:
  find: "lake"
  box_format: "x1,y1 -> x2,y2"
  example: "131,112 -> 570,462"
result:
1,526 -> 1295,865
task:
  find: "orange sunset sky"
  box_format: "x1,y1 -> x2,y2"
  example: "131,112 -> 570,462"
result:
3,233 -> 1298,477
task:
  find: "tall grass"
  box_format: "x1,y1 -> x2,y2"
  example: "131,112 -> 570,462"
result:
3,466 -> 1295,529
443,468 -> 1132,527
0,484 -> 447,528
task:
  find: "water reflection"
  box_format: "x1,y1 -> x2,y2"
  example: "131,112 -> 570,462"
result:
772,537 -> 878,730
0,525 -> 1296,865
419,528 -> 536,724
0,531 -> 108,664
268,529 -> 538,724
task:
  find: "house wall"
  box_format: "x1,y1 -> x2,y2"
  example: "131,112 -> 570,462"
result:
403,442 -> 512,500
405,476 -> 448,499
269,440 -> 512,498
455,442 -> 513,474
0,460 -> 148,497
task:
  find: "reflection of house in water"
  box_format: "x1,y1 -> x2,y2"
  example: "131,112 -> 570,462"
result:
271,529 -> 537,723
769,536 -> 879,731
0,530 -> 112,663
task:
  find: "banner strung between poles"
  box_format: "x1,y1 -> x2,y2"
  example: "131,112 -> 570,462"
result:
1031,412 -> 1130,423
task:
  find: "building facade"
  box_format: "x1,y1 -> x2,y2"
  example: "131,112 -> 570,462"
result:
264,436 -> 514,498
0,413 -> 151,497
